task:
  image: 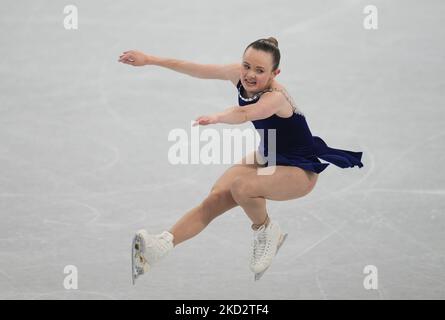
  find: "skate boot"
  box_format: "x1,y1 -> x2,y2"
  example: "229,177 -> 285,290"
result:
131,230 -> 174,284
249,220 -> 287,281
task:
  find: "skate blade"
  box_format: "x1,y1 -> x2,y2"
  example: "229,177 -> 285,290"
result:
132,233 -> 150,285
131,236 -> 137,285
254,233 -> 288,282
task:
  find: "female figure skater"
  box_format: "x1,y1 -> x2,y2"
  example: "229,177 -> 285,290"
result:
118,37 -> 363,283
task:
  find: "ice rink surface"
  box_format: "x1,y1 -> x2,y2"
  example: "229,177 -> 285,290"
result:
1,0 -> 444,299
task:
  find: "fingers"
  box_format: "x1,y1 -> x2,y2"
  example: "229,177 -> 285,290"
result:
118,59 -> 133,65
118,51 -> 135,64
193,117 -> 204,127
193,117 -> 211,126
118,54 -> 135,64
119,53 -> 132,60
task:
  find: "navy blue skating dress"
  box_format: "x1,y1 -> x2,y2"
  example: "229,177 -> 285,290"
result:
237,80 -> 363,174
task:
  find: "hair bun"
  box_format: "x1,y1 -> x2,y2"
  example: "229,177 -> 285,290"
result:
266,37 -> 279,47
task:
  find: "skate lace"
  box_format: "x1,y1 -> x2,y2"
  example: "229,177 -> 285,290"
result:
156,232 -> 173,253
253,226 -> 272,262
144,232 -> 173,263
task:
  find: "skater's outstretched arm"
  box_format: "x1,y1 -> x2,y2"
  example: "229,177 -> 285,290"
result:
193,91 -> 285,126
118,50 -> 240,81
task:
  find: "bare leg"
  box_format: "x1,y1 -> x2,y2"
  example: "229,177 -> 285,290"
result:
230,179 -> 269,227
230,166 -> 319,226
168,191 -> 236,246
229,163 -> 271,227
169,151 -> 263,246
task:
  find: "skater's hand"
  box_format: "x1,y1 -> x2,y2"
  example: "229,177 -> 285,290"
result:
193,115 -> 219,126
118,50 -> 157,66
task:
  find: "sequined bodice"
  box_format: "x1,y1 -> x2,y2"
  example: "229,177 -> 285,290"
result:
237,80 -> 315,156
237,80 -> 305,117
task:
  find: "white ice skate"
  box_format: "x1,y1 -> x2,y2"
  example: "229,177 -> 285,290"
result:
250,220 -> 287,281
131,230 -> 174,285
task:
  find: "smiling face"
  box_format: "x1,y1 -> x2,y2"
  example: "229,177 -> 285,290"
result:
241,47 -> 280,96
